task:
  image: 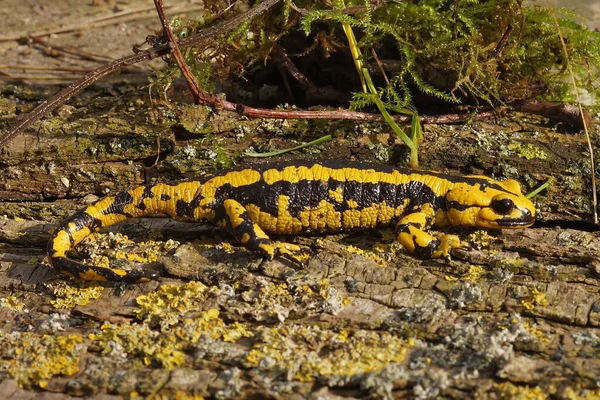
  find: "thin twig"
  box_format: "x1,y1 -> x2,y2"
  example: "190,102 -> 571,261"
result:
0,0 -> 281,149
219,102 -> 495,125
545,0 -> 597,224
370,48 -> 389,85
491,24 -> 513,59
154,0 -> 206,104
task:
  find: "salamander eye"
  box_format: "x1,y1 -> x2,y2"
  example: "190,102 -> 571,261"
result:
491,198 -> 514,214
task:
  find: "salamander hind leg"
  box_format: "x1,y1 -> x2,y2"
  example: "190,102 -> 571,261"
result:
395,205 -> 462,259
221,199 -> 311,264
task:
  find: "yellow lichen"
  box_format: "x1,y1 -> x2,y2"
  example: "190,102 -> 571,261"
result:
347,245 -> 388,266
463,265 -> 486,282
87,282 -> 253,369
1,332 -> 84,389
495,381 -> 553,399
135,281 -> 214,327
562,387 -> 600,400
90,308 -> 252,369
82,232 -> 175,266
245,325 -> 414,382
148,392 -> 205,400
466,229 -> 496,250
48,282 -> 103,309
89,321 -> 184,369
318,279 -> 331,298
0,296 -> 25,311
523,321 -> 551,343
521,287 -> 549,311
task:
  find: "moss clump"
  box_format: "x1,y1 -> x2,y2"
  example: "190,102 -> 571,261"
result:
507,142 -> 549,160
0,332 -> 85,389
154,1 -> 600,114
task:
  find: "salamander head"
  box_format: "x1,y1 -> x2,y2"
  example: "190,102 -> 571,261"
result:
445,178 -> 536,229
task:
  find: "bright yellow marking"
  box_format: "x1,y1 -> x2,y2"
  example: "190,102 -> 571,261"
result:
297,200 -> 342,231
328,188 -> 344,203
342,201 -> 406,229
79,269 -> 109,282
259,242 -> 311,262
259,243 -> 276,257
252,224 -> 270,239
445,182 -> 535,228
245,204 -> 277,233
224,199 -> 247,228
276,195 -> 304,233
346,200 -> 358,209
83,201 -> 128,228
51,230 -> 71,257
66,224 -> 92,247
194,207 -> 215,221
241,233 -> 250,243
262,165 -> 418,186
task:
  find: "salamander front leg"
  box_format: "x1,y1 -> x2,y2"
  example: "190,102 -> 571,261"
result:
221,199 -> 311,263
395,204 -> 462,259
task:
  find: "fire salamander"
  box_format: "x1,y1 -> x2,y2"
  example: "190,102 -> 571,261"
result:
48,161 -> 535,283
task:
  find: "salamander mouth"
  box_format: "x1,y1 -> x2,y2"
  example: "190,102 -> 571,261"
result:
495,212 -> 535,228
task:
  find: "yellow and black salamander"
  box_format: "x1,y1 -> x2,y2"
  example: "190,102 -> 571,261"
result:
48,161 -> 535,283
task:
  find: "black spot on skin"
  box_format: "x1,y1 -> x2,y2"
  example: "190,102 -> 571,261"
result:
161,194 -> 171,201
176,199 -> 195,219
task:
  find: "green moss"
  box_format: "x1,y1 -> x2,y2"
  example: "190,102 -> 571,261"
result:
507,142 -> 549,160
